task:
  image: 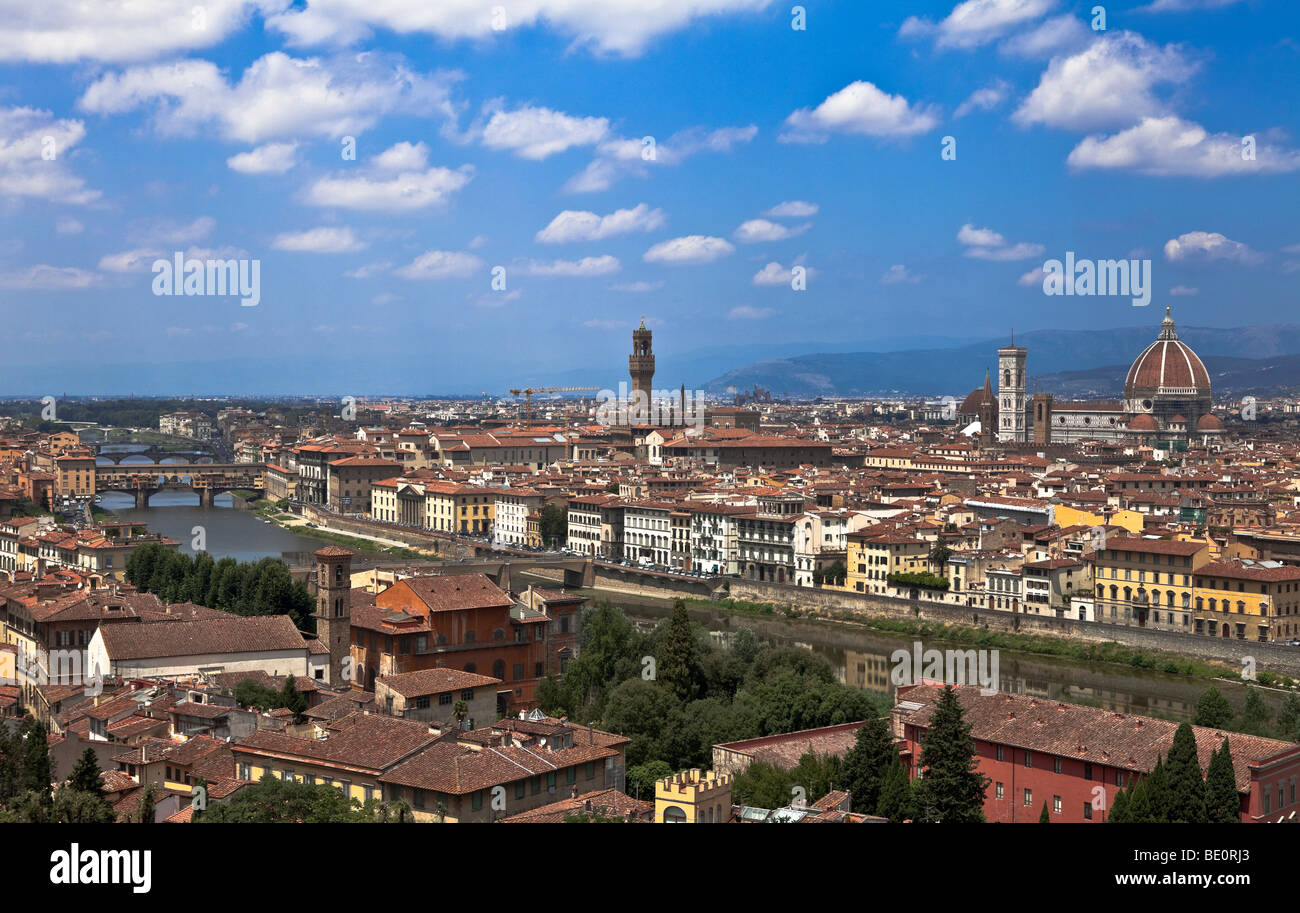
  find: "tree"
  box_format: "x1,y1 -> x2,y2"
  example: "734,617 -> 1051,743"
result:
1145,756 -> 1170,823
196,775 -> 377,823
279,675 -> 308,724
1163,723 -> 1208,823
52,786 -> 117,824
1242,686 -> 1270,734
18,717 -> 51,807
1193,687 -> 1233,729
1204,738 -> 1240,824
841,716 -> 897,814
875,756 -> 915,822
626,761 -> 672,801
1279,693 -> 1300,742
1039,800 -> 1051,823
1126,777 -> 1153,823
912,686 -> 990,823
539,503 -> 567,547
68,748 -> 105,798
656,601 -> 700,703
1108,787 -> 1130,823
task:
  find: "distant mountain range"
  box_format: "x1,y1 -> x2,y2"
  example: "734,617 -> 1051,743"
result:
703,324 -> 1300,399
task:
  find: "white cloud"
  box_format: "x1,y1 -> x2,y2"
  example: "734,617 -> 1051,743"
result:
395,250 -> 484,279
644,235 -> 734,265
1066,116 -> 1300,176
79,52 -> 456,144
344,260 -> 393,278
957,223 -> 1005,247
609,280 -> 664,292
764,200 -> 818,218
1138,0 -> 1244,11
882,264 -> 923,284
999,14 -> 1090,57
954,80 -> 1011,117
372,141 -> 430,171
564,125 -> 756,193
228,142 -> 300,174
266,0 -> 773,58
0,107 -> 100,205
272,226 -> 367,253
901,0 -> 1057,49
1169,285 -> 1198,295
752,260 -> 818,286
476,104 -> 609,160
135,216 -> 216,245
0,0 -> 269,63
729,305 -> 775,320
55,218 -> 84,235
535,203 -> 665,243
98,249 -> 162,273
734,219 -> 811,243
781,81 -> 939,143
304,143 -> 473,211
1164,231 -> 1263,265
0,264 -> 98,289
525,255 -> 621,277
1013,33 -> 1195,131
958,223 -> 1044,260
1018,266 -> 1045,286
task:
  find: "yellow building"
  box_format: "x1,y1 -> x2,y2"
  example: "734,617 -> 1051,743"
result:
655,768 -> 733,823
1053,504 -> 1143,536
846,532 -> 930,595
1191,559 -> 1300,642
1093,536 -> 1208,633
424,482 -> 496,535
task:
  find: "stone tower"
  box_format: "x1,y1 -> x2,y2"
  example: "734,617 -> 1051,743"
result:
629,316 -> 655,407
997,336 -> 1027,444
314,545 -> 354,687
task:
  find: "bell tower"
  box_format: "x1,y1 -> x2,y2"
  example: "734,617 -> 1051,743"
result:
629,316 -> 655,408
997,334 -> 1027,444
314,545 -> 354,687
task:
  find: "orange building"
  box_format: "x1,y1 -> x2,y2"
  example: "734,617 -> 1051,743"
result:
350,574 -> 578,716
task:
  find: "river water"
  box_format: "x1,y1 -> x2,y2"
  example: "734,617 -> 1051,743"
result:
97,450 -> 321,564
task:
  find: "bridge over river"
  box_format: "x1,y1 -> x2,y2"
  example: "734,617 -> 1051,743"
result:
95,463 -> 264,508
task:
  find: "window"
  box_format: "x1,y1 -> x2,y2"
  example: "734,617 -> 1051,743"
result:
1053,758 -> 1062,774
1053,796 -> 1061,814
439,693 -> 453,706
515,781 -> 526,800
996,782 -> 1004,800
472,790 -> 483,811
1024,751 -> 1033,768
996,745 -> 1004,762
1024,788 -> 1032,807
1084,802 -> 1093,820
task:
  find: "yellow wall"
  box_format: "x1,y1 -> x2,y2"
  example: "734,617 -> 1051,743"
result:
1053,504 -> 1142,535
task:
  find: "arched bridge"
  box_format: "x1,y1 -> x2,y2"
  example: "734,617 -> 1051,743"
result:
95,463 -> 264,508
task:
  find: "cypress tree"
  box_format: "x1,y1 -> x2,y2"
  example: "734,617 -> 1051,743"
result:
656,601 -> 699,703
1039,800 -> 1050,822
842,716 -> 897,813
68,748 -> 104,797
1127,777 -> 1153,823
1164,723 -> 1208,823
876,756 -> 915,822
1108,787 -> 1130,823
1205,738 -> 1240,824
1145,755 -> 1170,822
913,686 -> 990,823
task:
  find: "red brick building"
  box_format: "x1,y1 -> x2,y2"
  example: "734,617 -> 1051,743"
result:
893,683 -> 1300,823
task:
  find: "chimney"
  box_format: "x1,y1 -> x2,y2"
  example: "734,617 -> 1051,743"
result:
588,722 -> 594,745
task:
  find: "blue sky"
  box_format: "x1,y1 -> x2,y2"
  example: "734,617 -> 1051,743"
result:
1,0 -> 1298,394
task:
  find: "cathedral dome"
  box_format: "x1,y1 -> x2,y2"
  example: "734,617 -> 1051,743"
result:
1123,307 -> 1211,403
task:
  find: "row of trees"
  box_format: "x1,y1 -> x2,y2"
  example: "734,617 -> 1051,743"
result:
1109,725 -> 1239,823
126,543 -> 315,632
535,601 -> 889,797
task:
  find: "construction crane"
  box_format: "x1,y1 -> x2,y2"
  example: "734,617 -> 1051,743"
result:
509,386 -> 599,426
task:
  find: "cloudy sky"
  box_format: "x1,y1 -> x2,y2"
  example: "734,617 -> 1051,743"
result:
1,0 -> 1298,394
